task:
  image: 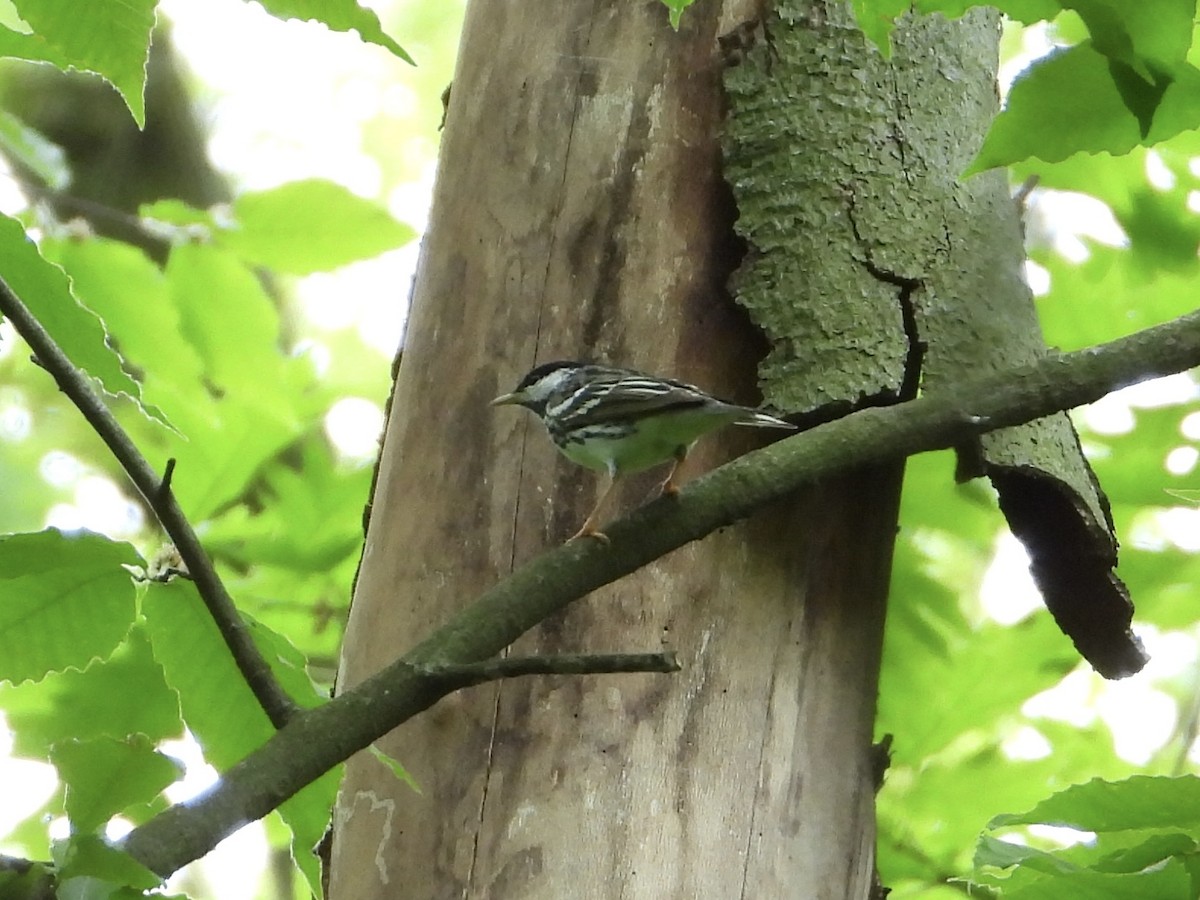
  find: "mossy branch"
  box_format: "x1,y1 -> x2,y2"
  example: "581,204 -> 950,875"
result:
121,309 -> 1200,876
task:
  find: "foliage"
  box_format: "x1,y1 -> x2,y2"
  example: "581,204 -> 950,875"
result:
0,2 -> 421,896
873,8 -> 1200,898
0,1 -> 1195,899
974,776 -> 1200,897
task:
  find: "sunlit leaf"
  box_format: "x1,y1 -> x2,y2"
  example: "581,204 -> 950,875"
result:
142,579 -> 338,899
0,624 -> 181,757
990,775 -> 1200,831
6,0 -> 155,125
220,179 -> 415,275
0,530 -> 140,684
257,0 -> 414,63
0,213 -> 144,404
53,735 -> 181,833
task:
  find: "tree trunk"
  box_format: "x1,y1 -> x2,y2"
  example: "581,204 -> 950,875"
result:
328,1 -> 1003,896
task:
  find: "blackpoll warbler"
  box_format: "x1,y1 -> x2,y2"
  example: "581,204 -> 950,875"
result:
492,361 -> 795,541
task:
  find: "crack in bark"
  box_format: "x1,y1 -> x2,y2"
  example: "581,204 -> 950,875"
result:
843,188 -> 926,404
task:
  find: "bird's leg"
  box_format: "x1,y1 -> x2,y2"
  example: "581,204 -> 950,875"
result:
570,470 -> 620,543
658,445 -> 689,497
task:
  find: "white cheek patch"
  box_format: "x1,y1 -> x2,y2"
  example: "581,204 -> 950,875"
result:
528,368 -> 573,403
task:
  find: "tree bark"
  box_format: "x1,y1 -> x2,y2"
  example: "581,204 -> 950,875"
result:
328,1 -> 957,897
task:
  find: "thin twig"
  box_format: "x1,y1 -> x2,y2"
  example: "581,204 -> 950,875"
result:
415,651 -> 680,689
0,275 -> 297,728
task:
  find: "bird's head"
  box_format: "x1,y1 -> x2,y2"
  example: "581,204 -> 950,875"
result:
491,360 -> 586,415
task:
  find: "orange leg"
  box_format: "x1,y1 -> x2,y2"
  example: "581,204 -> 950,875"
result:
570,472 -> 620,543
658,445 -> 689,497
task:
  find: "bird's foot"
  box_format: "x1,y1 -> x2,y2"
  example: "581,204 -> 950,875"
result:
569,524 -> 610,544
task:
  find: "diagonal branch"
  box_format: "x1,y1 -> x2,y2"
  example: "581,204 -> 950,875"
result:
0,275 -> 297,729
122,308 -> 1200,876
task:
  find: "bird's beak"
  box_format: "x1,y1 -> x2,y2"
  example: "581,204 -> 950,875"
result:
490,391 -> 522,407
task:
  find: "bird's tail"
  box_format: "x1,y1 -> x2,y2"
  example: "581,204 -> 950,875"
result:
735,409 -> 795,429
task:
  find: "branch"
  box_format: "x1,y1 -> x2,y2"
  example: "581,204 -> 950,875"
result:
416,651 -> 680,689
122,309 -> 1200,875
0,276 -> 297,729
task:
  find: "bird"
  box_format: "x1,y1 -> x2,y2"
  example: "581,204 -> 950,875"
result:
491,360 -> 795,542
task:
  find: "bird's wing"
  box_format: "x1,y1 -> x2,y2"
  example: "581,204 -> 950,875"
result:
568,372 -> 712,425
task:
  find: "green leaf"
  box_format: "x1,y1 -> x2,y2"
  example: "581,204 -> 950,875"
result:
0,108 -> 68,189
968,43 -> 1200,172
0,624 -> 182,758
277,769 -> 342,898
0,213 -> 143,404
367,744 -> 419,793
39,236 -> 186,429
975,834 -> 1080,874
142,579 -> 337,899
660,0 -> 696,29
53,735 -> 182,833
1095,833 -> 1200,875
256,0 -> 414,63
1060,0 -> 1194,75
165,240 -> 287,394
54,833 -> 161,891
972,43 -> 1136,171
219,179 -> 415,275
0,530 -> 140,684
850,0 -> 909,55
7,0 -> 155,126
128,384 -> 306,521
990,776 -> 1200,832
142,580 -> 274,768
204,440 -> 370,572
985,864 -> 1193,899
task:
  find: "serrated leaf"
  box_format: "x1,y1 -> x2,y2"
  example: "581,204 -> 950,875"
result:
8,0 -> 155,126
0,530 -> 140,684
989,776 -> 1200,832
1095,833 -> 1200,875
0,22 -> 72,71
0,212 -> 144,404
277,768 -> 341,898
969,43 -> 1200,172
142,579 -> 336,899
219,179 -> 415,275
142,580 -> 274,768
40,235 -> 202,422
53,735 -> 182,833
0,108 -> 68,189
0,624 -> 182,758
257,0 -> 413,63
